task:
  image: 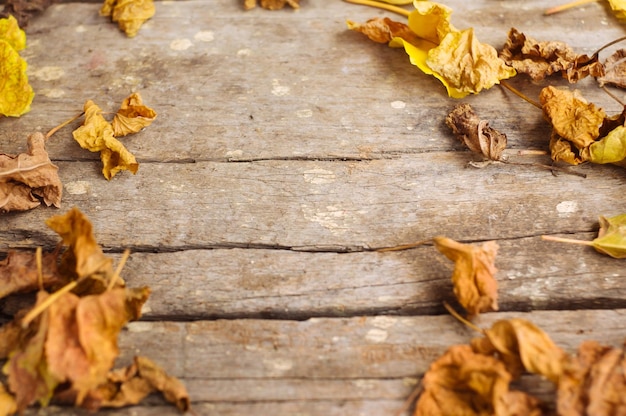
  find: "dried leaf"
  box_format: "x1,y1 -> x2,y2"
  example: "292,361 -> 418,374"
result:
471,318 -> 567,383
0,39 -> 34,117
0,15 -> 26,51
243,0 -> 299,10
0,320 -> 22,360
0,0 -> 57,28
558,340 -> 626,416
346,17 -> 417,44
500,28 -> 604,83
446,103 -> 507,161
586,126 -> 626,166
111,92 -> 157,137
0,250 -> 67,300
100,0 -> 154,38
598,49 -> 626,89
45,207 -> 115,293
433,236 -> 499,317
414,344 -> 541,416
608,0 -> 626,19
0,383 -> 17,416
72,100 -> 139,180
0,132 -> 63,213
592,214 -> 626,258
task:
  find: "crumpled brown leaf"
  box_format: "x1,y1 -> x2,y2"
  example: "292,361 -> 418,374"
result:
100,0 -> 154,38
471,318 -> 567,383
111,92 -> 157,137
598,49 -> 626,89
414,344 -> 541,416
244,0 -> 299,10
446,103 -> 507,161
558,340 -> 626,416
434,236 -> 499,317
0,132 -> 63,213
500,28 -> 604,83
72,100 -> 139,180
346,17 -> 417,44
0,0 -> 57,28
0,249 -> 67,300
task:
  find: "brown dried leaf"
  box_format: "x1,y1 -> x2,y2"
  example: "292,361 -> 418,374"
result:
111,92 -> 157,137
414,344 -> 541,416
346,17 -> 417,44
0,250 -> 67,300
446,103 -> 507,161
100,0 -> 154,38
500,28 -> 604,82
598,49 -> 626,89
45,207 -> 115,294
0,0 -> 57,28
433,236 -> 499,317
244,0 -> 299,10
0,132 -> 62,213
0,320 -> 22,360
0,383 -> 17,416
558,341 -> 626,416
471,318 -> 567,383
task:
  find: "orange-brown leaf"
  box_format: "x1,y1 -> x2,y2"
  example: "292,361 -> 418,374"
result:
446,103 -> 507,161
433,236 -> 499,317
243,0 -> 299,10
0,250 -> 67,300
111,92 -> 157,137
347,17 -> 417,44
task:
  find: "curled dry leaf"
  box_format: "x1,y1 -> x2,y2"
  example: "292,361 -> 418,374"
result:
243,0 -> 299,10
446,103 -> 507,161
0,250 -> 67,300
0,383 -> 17,416
72,100 -> 139,180
111,92 -> 157,137
433,236 -> 499,317
608,0 -> 626,19
471,318 -> 567,383
558,340 -> 626,416
0,15 -> 34,118
414,344 -> 541,416
0,0 -> 57,28
349,1 -> 514,98
598,49 -> 626,89
500,28 -> 604,83
100,0 -> 154,37
0,132 -> 63,213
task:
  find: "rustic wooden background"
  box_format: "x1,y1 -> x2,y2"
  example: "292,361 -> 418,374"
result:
1,0 -> 625,414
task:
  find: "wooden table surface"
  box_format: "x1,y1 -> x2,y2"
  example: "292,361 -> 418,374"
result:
1,0 -> 625,414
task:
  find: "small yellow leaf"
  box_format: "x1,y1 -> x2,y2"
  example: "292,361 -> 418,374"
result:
608,0 -> 626,19
100,0 -> 155,38
0,40 -> 34,117
586,126 -> 626,165
72,100 -> 139,180
0,15 -> 26,51
111,92 -> 157,137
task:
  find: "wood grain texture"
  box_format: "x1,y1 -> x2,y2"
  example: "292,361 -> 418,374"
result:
2,0 -> 626,414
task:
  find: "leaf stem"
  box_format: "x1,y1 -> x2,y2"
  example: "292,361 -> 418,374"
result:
500,81 -> 542,109
107,249 -> 130,291
544,0 -> 599,15
443,301 -> 484,334
343,0 -> 411,17
45,112 -> 84,140
21,281 -> 77,328
541,235 -> 595,246
377,239 -> 432,252
602,86 -> 626,107
36,247 -> 43,292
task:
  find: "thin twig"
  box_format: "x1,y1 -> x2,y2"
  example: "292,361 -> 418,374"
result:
541,235 -> 594,246
443,302 -> 484,334
36,247 -> 43,292
21,281 -> 77,328
377,239 -> 432,252
107,249 -> 130,291
593,35 -> 626,58
602,86 -> 626,107
45,112 -> 84,140
544,0 -> 598,15
500,81 -> 542,109
343,0 -> 411,17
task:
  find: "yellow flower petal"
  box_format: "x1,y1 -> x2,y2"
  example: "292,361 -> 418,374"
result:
0,40 -> 34,117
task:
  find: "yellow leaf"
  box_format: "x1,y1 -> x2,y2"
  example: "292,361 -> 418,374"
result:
111,92 -> 157,137
0,40 -> 34,117
100,0 -> 155,38
72,100 -> 139,180
0,15 -> 26,51
608,0 -> 626,19
426,28 -> 516,97
586,125 -> 626,165
406,0 -> 455,45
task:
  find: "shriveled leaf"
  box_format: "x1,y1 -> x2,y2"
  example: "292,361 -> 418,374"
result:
0,250 -> 67,300
72,100 -> 139,180
346,17 -> 417,44
433,236 -> 499,317
608,0 -> 626,19
407,0 -> 455,45
471,318 -> 567,383
598,49 -> 626,89
0,132 -> 63,213
446,103 -> 507,161
500,28 -> 603,83
100,0 -> 154,38
111,92 -> 157,137
45,207 -> 115,293
558,340 -> 626,416
0,0 -> 57,28
415,344 -> 541,416
0,15 -> 26,51
0,383 -> 17,416
540,86 -> 605,149
0,39 -> 34,117
0,320 -> 22,360
426,28 -> 516,97
243,0 -> 299,10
